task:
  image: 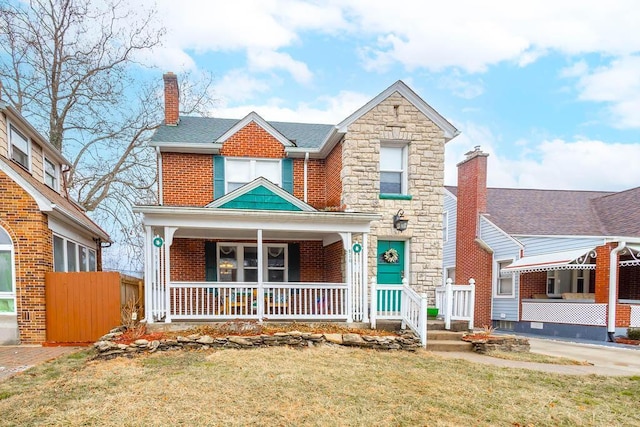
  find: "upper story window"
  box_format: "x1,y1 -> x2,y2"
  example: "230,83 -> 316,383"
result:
44,157 -> 59,190
9,124 -> 30,170
53,235 -> 97,272
225,158 -> 280,193
380,145 -> 407,194
0,226 -> 15,314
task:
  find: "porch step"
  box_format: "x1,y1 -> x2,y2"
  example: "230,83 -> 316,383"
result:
427,340 -> 473,352
427,319 -> 470,332
427,330 -> 466,341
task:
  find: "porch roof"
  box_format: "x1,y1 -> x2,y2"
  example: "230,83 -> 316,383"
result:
133,205 -> 382,237
502,247 -> 596,274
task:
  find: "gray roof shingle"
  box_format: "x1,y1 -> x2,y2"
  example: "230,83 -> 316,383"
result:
151,116 -> 334,148
445,185 -> 640,237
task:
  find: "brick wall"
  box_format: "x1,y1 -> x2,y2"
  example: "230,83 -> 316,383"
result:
300,241 -> 324,282
161,153 -> 213,206
324,241 -> 344,283
163,72 -> 179,126
0,172 -> 52,343
519,272 -> 547,299
220,122 -> 285,158
325,141 -> 343,209
170,238 -> 205,282
293,159 -> 327,209
595,243 -> 615,304
455,148 -> 493,327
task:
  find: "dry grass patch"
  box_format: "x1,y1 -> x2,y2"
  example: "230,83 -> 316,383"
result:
0,347 -> 638,426
486,350 -> 593,366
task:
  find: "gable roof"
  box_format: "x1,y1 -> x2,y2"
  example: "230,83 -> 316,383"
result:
336,80 -> 459,140
151,80 -> 458,156
206,177 -> 316,212
0,156 -> 110,241
444,185 -> 640,237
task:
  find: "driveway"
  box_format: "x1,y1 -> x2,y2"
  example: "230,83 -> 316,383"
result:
0,346 -> 81,382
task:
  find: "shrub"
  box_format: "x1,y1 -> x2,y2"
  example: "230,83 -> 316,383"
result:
627,328 -> 640,340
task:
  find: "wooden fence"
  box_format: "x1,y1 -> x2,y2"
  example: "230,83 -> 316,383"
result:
45,272 -> 144,344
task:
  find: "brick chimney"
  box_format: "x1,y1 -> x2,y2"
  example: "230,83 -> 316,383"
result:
163,72 -> 179,126
455,146 -> 493,327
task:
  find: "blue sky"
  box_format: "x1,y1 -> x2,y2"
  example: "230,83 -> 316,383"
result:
140,0 -> 640,191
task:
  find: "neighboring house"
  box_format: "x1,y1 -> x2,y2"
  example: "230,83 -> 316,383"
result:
444,146 -> 640,340
134,72 -> 458,324
0,100 -> 110,344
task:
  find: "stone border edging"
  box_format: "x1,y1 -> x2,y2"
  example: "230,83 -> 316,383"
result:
93,327 -> 422,359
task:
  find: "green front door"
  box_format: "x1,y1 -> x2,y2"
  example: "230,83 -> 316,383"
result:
377,240 -> 404,311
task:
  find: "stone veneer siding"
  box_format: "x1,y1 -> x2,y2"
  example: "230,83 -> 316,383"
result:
340,92 -> 445,301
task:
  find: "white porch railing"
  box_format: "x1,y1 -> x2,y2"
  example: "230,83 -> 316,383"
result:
630,305 -> 640,327
369,278 -> 428,348
435,278 -> 475,330
521,301 -> 607,326
168,281 -> 349,321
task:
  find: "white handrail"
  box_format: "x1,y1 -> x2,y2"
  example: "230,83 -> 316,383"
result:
435,278 -> 475,330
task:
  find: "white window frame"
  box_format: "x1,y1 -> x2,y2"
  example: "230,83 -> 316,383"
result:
224,158 -> 281,194
8,122 -> 31,171
53,234 -> 97,272
43,156 -> 59,190
379,143 -> 408,195
547,269 -> 591,297
571,269 -> 590,294
217,242 -> 288,282
0,227 -> 16,315
443,265 -> 455,286
494,259 -> 515,298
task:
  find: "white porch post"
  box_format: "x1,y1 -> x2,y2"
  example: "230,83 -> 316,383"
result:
257,229 -> 264,320
163,227 -> 177,323
362,233 -> 369,323
144,226 -> 153,323
344,232 -> 353,323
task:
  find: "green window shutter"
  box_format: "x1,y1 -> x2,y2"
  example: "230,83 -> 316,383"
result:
282,158 -> 293,194
288,243 -> 300,282
205,242 -> 217,281
213,156 -> 225,199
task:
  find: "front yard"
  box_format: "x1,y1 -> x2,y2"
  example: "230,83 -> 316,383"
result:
0,346 -> 638,426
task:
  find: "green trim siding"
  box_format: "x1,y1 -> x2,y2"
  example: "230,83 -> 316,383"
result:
213,155 -> 225,199
218,186 -> 302,211
281,158 -> 293,194
379,193 -> 413,200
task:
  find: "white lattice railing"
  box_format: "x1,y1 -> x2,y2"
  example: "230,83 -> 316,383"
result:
369,278 -> 427,347
630,305 -> 640,327
521,302 -> 607,326
168,281 -> 348,321
435,278 -> 475,330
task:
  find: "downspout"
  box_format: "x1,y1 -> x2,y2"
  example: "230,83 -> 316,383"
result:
303,152 -> 309,203
608,241 -> 626,341
157,147 -> 163,205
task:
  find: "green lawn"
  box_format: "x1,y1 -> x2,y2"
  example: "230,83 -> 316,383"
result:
0,347 -> 638,426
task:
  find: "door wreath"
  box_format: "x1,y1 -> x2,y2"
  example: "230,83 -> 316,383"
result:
382,248 -> 399,263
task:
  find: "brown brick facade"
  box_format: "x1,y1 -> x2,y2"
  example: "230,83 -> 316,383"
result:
220,122 -> 285,158
324,242 -> 344,283
0,172 -> 52,343
293,158 -> 327,209
595,243 -> 615,304
161,153 -> 213,206
325,141 -> 343,209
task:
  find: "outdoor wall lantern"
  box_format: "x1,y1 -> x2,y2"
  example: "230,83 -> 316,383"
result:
393,209 -> 409,232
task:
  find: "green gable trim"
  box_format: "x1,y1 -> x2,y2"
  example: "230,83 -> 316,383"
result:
218,185 -> 303,211
379,193 -> 413,200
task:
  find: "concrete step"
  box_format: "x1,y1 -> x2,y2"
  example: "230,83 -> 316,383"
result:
426,340 -> 473,352
427,330 -> 465,341
427,320 -> 470,332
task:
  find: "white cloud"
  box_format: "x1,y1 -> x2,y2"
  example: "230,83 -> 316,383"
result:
211,90 -> 372,124
438,74 -> 484,99
247,49 -> 313,84
212,70 -> 271,104
568,56 -> 640,128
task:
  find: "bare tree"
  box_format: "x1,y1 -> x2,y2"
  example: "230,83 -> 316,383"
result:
0,0 -> 216,268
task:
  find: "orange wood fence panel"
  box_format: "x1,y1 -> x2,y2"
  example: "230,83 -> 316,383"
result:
45,272 -> 122,344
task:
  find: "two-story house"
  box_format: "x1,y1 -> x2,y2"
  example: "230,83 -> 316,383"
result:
0,99 -> 110,344
444,146 -> 640,341
134,73 -> 458,324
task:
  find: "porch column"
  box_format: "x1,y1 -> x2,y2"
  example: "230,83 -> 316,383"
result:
163,227 -> 177,323
144,226 -> 153,324
362,233 -> 369,323
257,229 -> 264,320
594,243 -> 614,304
342,232 -> 353,323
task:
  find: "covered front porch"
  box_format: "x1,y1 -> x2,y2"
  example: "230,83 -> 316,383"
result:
504,244 -> 640,339
135,204 -> 381,324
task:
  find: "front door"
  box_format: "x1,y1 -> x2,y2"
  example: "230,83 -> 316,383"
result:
377,240 -> 405,311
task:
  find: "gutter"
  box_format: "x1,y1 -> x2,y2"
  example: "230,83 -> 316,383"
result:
608,242 -> 626,341
303,152 -> 309,203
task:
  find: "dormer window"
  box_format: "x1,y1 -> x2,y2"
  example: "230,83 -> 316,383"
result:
9,124 -> 30,170
44,157 -> 59,190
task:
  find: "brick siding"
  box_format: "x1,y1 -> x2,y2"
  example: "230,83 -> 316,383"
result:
0,172 -> 52,343
161,153 -> 213,206
219,122 -> 285,158
325,141 -> 343,209
323,241 -> 344,283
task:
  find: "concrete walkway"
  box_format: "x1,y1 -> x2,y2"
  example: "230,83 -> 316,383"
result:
436,337 -> 640,376
0,346 -> 81,382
